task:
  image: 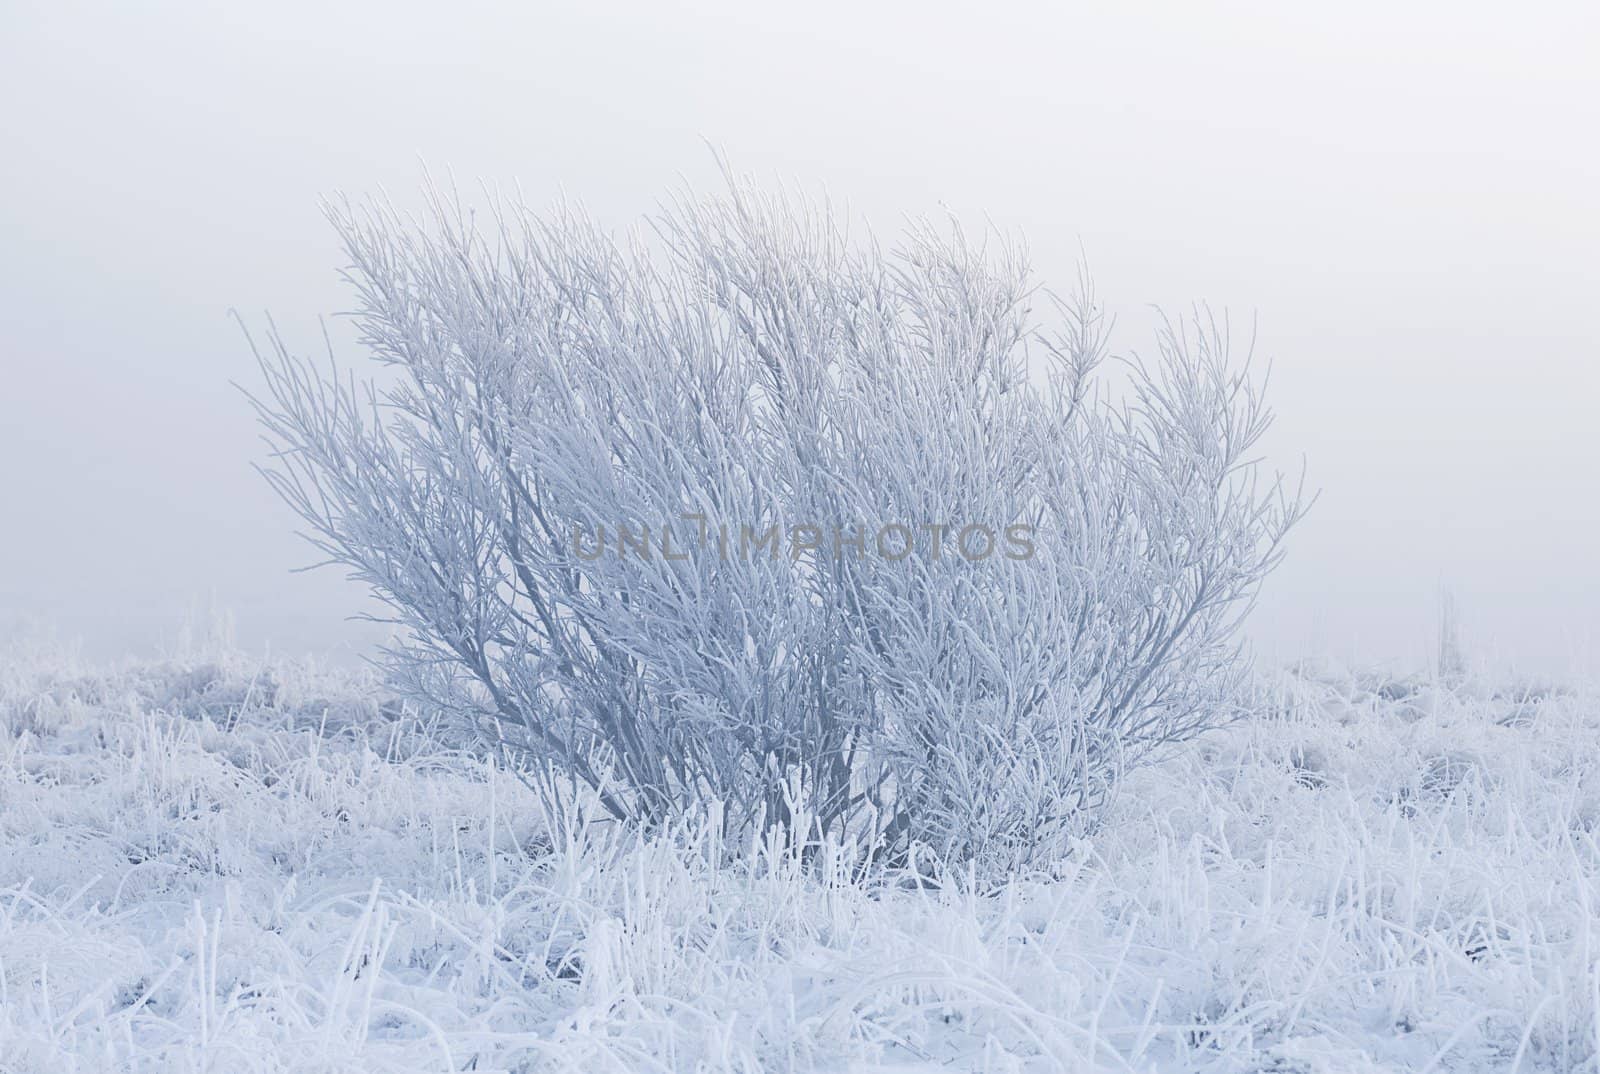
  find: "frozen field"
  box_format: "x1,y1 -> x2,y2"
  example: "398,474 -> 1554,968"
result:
2,640 -> 1597,1072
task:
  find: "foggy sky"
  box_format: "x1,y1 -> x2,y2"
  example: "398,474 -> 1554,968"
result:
3,1 -> 1597,677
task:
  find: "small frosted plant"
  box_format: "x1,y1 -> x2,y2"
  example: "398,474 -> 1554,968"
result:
247,168 -> 1306,876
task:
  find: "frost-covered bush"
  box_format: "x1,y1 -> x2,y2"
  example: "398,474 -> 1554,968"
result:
248,171 -> 1304,873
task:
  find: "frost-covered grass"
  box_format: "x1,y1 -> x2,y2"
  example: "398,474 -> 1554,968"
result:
2,640 -> 1598,1072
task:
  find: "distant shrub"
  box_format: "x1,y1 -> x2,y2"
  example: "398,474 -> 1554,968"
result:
248,170 -> 1305,875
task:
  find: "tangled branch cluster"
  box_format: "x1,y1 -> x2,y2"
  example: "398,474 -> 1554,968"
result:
248,171 -> 1305,876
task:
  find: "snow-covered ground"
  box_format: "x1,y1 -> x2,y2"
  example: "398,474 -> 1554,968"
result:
2,639 -> 1597,1072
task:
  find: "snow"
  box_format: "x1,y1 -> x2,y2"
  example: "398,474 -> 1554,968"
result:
2,639 -> 1597,1072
